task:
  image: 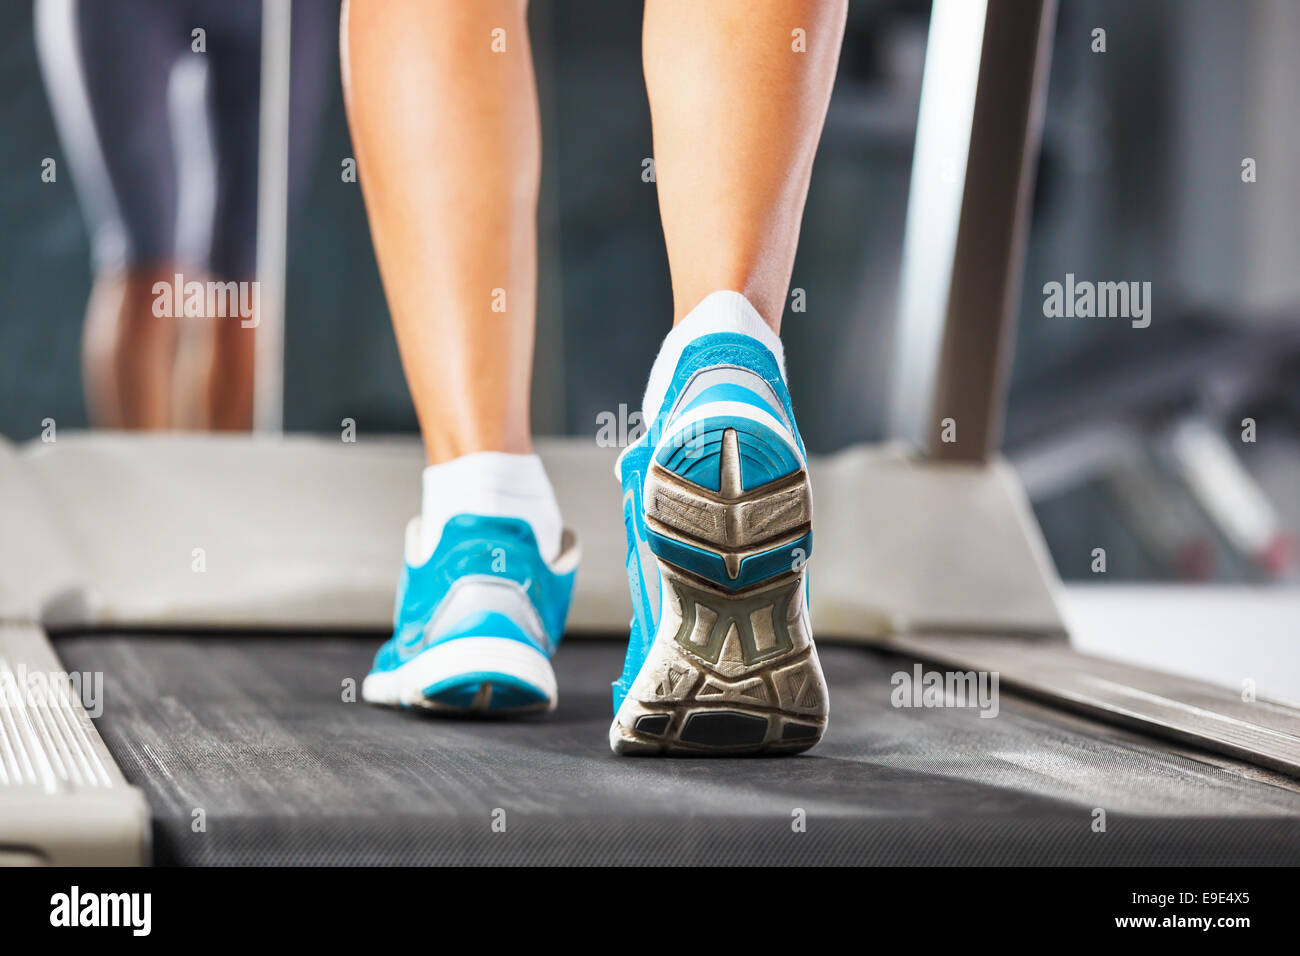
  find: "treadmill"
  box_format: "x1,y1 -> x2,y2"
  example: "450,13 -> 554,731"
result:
2,0 -> 1298,866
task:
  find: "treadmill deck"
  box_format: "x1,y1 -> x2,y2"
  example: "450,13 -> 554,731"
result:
56,634 -> 1300,866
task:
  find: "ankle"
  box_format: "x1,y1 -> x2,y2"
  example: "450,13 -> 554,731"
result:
642,290 -> 786,423
418,451 -> 561,564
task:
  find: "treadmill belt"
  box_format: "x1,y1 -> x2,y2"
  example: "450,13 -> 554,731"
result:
56,635 -> 1300,865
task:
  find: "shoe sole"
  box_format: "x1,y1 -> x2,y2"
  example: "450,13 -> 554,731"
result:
610,425 -> 828,755
363,636 -> 557,716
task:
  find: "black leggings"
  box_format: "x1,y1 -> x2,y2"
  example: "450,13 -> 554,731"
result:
36,0 -> 336,279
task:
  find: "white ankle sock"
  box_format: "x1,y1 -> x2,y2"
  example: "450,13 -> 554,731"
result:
419,452 -> 562,565
641,290 -> 786,423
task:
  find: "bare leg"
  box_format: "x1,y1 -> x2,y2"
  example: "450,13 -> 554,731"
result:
341,0 -> 539,464
643,0 -> 847,332
81,265 -> 181,429
206,310 -> 256,431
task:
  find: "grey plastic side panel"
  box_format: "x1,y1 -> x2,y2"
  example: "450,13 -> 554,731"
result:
4,433 -> 1065,638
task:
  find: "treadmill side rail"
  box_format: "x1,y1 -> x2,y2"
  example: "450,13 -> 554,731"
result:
0,624 -> 149,866
889,631 -> 1300,778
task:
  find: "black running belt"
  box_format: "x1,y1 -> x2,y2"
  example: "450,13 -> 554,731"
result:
55,635 -> 1300,865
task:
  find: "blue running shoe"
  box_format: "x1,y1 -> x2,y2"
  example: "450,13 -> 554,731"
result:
610,322 -> 829,754
363,514 -> 579,715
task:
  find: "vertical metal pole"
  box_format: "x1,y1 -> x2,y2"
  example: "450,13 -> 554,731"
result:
253,0 -> 293,433
889,0 -> 1057,461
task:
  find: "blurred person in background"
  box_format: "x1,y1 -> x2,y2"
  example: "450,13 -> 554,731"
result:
35,0 -> 333,430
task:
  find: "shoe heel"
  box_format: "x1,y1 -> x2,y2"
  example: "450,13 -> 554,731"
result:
644,424 -> 812,592
611,425 -> 827,755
